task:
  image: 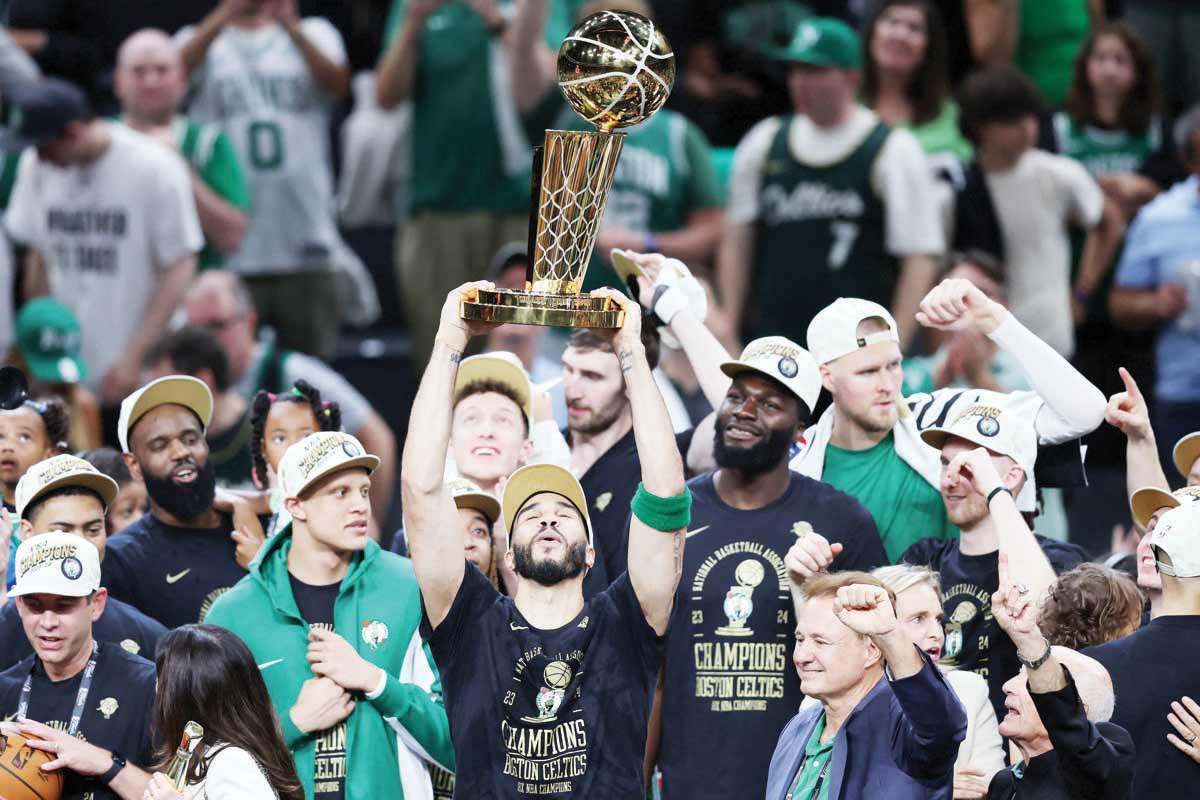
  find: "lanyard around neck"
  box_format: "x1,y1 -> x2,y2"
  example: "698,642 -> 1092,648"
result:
18,640 -> 100,737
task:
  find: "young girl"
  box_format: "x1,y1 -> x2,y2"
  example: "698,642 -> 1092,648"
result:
1056,21 -> 1179,219
249,380 -> 341,536
2,396 -> 70,591
81,446 -> 149,534
144,624 -> 305,800
0,397 -> 69,510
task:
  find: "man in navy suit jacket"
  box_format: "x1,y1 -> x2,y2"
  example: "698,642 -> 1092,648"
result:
765,571 -> 966,800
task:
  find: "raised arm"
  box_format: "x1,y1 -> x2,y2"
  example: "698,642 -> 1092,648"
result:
593,289 -> 688,635
1105,367 -> 1170,511
917,278 -> 1106,441
178,0 -> 242,77
510,0 -> 557,112
401,282 -> 497,627
951,447 -> 1057,601
376,0 -> 439,108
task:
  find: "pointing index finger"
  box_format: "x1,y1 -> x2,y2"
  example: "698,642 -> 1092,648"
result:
1118,367 -> 1142,400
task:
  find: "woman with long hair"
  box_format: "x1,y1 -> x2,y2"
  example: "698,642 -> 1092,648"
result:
862,0 -> 972,175
142,625 -> 305,800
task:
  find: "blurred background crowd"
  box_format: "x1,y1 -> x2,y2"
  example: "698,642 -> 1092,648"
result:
0,0 -> 1195,551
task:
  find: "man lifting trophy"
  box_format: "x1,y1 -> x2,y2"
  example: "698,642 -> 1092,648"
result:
460,10 -> 675,328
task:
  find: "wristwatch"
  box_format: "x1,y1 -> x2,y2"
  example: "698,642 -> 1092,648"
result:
1016,638 -> 1053,670
100,751 -> 126,785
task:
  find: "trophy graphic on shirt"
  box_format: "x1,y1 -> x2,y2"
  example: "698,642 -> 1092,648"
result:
523,660 -> 574,724
460,10 -> 675,328
717,560 -> 766,637
942,600 -> 978,664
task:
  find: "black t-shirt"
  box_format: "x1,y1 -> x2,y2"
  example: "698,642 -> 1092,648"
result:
1085,616 -> 1200,799
902,534 -> 1088,723
658,471 -> 886,800
287,573 -> 346,800
0,641 -> 157,800
567,428 -> 694,598
102,512 -> 250,629
0,595 -> 166,671
421,563 -> 664,798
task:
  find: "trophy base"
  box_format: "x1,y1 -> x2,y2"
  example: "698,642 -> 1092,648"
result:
461,289 -> 625,328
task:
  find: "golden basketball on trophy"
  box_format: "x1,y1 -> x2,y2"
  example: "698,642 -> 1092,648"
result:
460,10 -> 675,328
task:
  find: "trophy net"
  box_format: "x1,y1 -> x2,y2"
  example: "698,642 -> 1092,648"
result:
531,130 -> 624,295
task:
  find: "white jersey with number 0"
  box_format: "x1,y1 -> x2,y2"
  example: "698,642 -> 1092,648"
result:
176,19 -> 347,275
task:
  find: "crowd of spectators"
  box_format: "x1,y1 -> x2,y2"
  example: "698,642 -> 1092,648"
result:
0,1 -> 1198,799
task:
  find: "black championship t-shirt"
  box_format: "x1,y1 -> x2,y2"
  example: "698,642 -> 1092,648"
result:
902,534 -> 1087,722
102,512 -> 252,629
1085,616 -> 1200,800
569,428 -> 694,599
658,471 -> 887,800
0,595 -> 167,671
421,563 -> 664,799
288,574 -> 346,800
0,641 -> 157,800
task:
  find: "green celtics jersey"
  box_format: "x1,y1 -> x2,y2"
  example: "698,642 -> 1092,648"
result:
753,117 -> 893,343
561,109 -> 723,290
822,433 -> 957,562
383,0 -> 583,215
175,117 -> 251,269
1052,111 -> 1159,179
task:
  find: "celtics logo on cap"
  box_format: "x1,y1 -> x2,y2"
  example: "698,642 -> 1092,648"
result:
342,439 -> 362,458
777,356 -> 798,379
61,556 -> 82,580
976,416 -> 1000,437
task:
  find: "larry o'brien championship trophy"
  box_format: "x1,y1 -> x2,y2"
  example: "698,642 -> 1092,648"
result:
460,10 -> 675,328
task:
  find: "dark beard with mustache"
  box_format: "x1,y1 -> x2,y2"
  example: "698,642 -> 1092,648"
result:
713,420 -> 794,477
143,459 -> 217,521
513,537 -> 588,586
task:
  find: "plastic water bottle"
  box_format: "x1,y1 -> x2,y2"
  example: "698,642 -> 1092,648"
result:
1177,261 -> 1200,333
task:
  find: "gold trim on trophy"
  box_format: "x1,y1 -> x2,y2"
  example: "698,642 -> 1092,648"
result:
461,10 -> 675,328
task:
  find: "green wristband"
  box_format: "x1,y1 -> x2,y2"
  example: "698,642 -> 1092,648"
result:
630,483 -> 692,531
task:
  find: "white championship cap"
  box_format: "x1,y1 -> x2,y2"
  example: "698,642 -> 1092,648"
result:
1173,432 -> 1200,481
8,531 -> 101,598
448,478 -> 502,524
920,401 -> 1038,475
1151,502 -> 1200,579
278,432 -> 380,499
117,375 -> 213,453
720,336 -> 821,413
806,298 -> 900,365
16,454 -> 119,521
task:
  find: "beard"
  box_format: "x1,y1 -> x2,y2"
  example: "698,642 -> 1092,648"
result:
943,492 -> 989,528
567,397 -> 625,436
713,422 -> 794,477
143,459 -> 217,521
513,538 -> 588,586
843,400 -> 899,435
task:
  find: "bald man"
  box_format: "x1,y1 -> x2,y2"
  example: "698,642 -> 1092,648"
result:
115,28 -> 249,269
182,270 -> 396,521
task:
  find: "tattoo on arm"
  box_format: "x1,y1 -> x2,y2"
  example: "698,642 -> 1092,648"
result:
449,351 -> 462,364
618,348 -> 634,374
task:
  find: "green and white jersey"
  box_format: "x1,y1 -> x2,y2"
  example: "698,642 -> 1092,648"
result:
1052,110 -> 1159,179
174,117 -> 251,269
175,19 -> 347,275
561,108 -> 723,290
384,0 -> 583,215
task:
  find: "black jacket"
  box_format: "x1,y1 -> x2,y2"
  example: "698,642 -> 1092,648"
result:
987,669 -> 1135,799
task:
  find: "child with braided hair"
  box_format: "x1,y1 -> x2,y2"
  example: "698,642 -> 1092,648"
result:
2,396 -> 72,591
249,380 -> 342,536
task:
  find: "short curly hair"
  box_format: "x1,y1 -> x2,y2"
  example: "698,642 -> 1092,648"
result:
1038,563 -> 1144,650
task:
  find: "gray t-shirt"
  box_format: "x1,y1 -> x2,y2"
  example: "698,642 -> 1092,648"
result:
233,339 -> 371,434
4,123 -> 203,388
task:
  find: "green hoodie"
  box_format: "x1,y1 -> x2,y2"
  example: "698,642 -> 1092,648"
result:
206,525 -> 454,799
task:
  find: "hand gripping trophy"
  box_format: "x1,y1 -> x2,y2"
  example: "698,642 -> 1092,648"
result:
460,10 -> 675,328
